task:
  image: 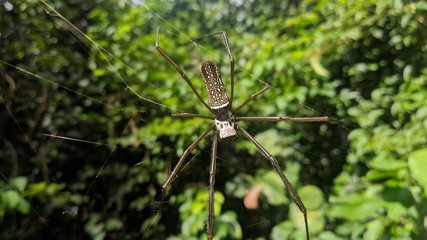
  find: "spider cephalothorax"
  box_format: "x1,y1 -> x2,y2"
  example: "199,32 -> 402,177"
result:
156,27 -> 331,240
214,112 -> 236,141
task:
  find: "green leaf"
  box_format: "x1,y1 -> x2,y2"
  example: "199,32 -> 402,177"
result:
365,169 -> 398,182
10,177 -> 28,192
380,186 -> 414,208
270,221 -> 293,240
105,218 -> 123,231
368,154 -> 406,171
16,198 -> 30,214
360,109 -> 384,127
254,129 -> 282,157
290,186 -> 325,234
328,194 -> 382,221
26,182 -> 47,196
318,231 -> 343,240
45,183 -> 65,195
258,171 -> 287,206
364,219 -> 385,240
416,1 -> 427,10
3,190 -> 20,209
310,56 -> 330,77
299,185 -> 324,210
93,68 -> 106,77
215,211 -> 242,239
408,148 -> 427,195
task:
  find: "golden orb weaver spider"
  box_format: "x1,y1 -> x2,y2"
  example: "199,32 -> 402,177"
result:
156,28 -> 330,240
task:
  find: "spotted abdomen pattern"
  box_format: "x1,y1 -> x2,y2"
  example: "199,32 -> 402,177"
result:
201,61 -> 229,110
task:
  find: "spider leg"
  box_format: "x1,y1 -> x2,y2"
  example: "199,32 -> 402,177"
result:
162,124 -> 215,193
207,134 -> 218,240
192,31 -> 235,108
155,28 -> 212,112
236,116 -> 330,122
238,126 -> 310,240
233,84 -> 270,114
171,113 -> 214,120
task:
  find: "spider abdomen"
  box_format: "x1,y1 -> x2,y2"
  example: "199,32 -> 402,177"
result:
201,61 -> 230,112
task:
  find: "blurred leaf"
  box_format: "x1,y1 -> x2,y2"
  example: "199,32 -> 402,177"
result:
215,211 -> 242,239
10,177 -> 28,192
299,185 -> 324,210
45,183 -> 66,195
408,148 -> 427,196
364,219 -> 384,240
368,154 -> 406,171
105,218 -> 123,231
270,221 -> 293,240
380,185 -> 414,208
290,185 -> 325,234
94,68 -> 106,76
318,231 -> 343,240
16,198 -> 30,214
254,129 -> 282,157
257,171 -> 287,206
328,194 -> 382,221
3,191 -> 20,209
25,182 -> 47,196
310,56 -> 330,77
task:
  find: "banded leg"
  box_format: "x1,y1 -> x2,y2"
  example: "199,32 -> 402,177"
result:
236,116 -> 331,122
171,113 -> 214,120
233,84 -> 270,113
207,134 -> 218,240
162,124 -> 215,193
238,126 -> 310,240
193,31 -> 235,107
156,28 -> 212,112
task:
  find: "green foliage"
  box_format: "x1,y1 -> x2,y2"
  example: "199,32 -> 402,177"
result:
169,188 -> 241,240
1,0 -> 427,239
409,149 -> 427,195
0,176 -> 72,238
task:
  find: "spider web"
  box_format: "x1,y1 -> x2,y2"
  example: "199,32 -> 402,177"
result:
0,1 -> 351,239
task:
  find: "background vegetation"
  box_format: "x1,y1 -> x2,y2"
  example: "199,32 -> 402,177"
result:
1,0 -> 426,239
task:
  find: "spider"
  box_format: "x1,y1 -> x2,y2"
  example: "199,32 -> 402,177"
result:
155,28 -> 330,240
